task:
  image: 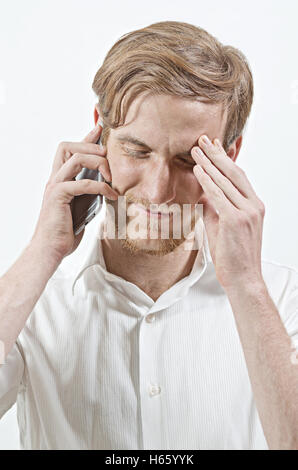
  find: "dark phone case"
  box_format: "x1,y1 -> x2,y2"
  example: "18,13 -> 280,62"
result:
71,133 -> 105,235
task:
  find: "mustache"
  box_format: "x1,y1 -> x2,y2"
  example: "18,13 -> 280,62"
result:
123,193 -> 186,212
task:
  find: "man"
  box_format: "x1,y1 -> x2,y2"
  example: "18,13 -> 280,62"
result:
0,21 -> 297,450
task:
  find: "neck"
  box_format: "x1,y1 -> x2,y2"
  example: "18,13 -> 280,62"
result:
101,234 -> 201,302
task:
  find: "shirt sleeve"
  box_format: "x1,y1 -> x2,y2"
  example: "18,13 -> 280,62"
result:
0,340 -> 25,419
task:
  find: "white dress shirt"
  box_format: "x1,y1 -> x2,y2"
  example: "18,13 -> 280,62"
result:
1,201 -> 298,450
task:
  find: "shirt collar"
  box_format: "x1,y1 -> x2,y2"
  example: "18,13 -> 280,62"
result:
71,201 -> 213,310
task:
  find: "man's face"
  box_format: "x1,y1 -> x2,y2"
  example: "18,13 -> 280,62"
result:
100,93 -> 227,256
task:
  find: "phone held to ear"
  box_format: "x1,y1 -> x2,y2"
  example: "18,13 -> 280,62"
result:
71,123 -> 108,236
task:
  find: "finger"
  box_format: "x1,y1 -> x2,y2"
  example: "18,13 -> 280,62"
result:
197,136 -> 258,200
55,179 -> 119,204
82,123 -> 102,143
192,147 -> 250,211
193,164 -> 237,216
50,139 -> 107,177
53,153 -> 112,183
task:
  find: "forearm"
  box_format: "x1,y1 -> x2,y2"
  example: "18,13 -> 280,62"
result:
226,281 -> 298,450
0,243 -> 60,362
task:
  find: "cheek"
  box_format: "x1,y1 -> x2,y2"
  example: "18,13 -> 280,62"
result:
107,154 -> 141,189
179,171 -> 203,202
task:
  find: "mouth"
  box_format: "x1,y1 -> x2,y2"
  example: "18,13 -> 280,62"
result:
134,204 -> 173,218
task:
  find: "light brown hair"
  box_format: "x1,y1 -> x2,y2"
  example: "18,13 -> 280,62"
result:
92,21 -> 254,151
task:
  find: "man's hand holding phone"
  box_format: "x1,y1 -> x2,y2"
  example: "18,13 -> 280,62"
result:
30,124 -> 119,266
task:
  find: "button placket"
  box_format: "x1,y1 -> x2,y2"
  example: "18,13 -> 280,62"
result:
139,310 -> 164,448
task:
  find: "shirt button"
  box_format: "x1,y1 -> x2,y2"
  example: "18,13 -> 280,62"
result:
145,314 -> 156,323
149,384 -> 161,397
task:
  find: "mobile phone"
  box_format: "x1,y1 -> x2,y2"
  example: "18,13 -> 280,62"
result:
71,123 -> 108,236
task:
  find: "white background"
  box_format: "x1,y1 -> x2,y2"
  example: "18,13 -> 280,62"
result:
0,0 -> 297,450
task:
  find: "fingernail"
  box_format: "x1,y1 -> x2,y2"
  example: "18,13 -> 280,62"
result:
201,135 -> 210,145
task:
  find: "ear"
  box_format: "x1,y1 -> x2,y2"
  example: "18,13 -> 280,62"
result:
94,104 -> 103,126
226,135 -> 242,163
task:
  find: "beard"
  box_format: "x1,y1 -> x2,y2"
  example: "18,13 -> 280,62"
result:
104,193 -> 199,257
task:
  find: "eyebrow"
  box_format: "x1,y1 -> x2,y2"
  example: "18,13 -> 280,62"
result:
115,134 -> 195,158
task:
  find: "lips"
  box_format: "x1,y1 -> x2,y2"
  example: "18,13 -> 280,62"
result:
134,204 -> 172,217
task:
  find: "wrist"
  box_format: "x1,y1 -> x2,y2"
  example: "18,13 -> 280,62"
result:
25,239 -> 62,275
223,276 -> 268,300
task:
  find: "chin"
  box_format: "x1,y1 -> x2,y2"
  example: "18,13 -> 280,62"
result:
113,211 -> 198,256
119,235 -> 185,257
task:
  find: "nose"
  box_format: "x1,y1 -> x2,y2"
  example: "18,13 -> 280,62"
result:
141,161 -> 176,205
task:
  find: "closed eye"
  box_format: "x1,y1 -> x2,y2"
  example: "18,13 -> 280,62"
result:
123,147 -> 195,167
123,147 -> 149,158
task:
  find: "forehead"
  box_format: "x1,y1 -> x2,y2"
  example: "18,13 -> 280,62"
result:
112,92 -> 227,147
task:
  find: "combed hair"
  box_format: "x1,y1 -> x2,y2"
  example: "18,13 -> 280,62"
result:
92,21 -> 254,151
